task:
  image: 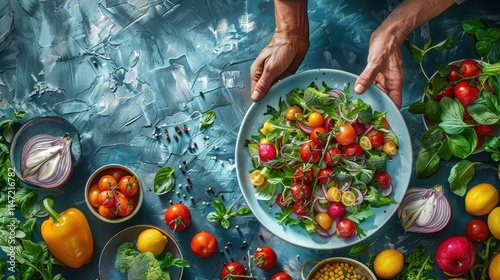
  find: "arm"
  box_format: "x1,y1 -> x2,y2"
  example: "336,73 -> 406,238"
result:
354,0 -> 456,108
250,0 -> 309,101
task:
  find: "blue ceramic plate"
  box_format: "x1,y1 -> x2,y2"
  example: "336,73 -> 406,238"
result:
9,115 -> 82,188
235,69 -> 412,250
99,225 -> 184,280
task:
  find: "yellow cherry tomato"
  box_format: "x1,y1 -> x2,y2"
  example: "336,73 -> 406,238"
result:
308,112 -> 324,128
359,136 -> 372,150
285,106 -> 303,121
260,119 -> 275,136
327,187 -> 341,202
315,212 -> 333,231
383,140 -> 398,156
250,170 -> 266,186
259,138 -> 270,145
341,191 -> 356,207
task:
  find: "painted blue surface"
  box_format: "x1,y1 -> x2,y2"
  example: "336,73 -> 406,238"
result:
1,0 -> 499,279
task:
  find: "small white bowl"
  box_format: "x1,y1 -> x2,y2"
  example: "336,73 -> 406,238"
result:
301,257 -> 376,280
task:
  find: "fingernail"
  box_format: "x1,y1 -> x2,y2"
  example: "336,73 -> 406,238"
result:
251,91 -> 260,101
354,84 -> 364,94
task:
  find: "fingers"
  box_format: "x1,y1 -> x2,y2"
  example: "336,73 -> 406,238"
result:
250,59 -> 282,102
354,63 -> 380,94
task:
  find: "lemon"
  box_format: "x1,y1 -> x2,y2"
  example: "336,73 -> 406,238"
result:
136,228 -> 168,256
465,183 -> 499,216
373,248 -> 404,279
489,252 -> 500,280
488,207 -> 500,240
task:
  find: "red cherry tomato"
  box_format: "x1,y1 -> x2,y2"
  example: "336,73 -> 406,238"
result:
107,168 -> 129,181
342,143 -> 363,158
448,65 -> 461,81
475,124 -> 495,136
164,203 -> 192,231
221,262 -> 246,280
324,147 -> 342,166
454,80 -> 478,106
271,272 -> 293,280
318,168 -> 333,184
336,124 -> 356,146
366,128 -> 384,148
459,59 -> 481,77
275,192 -> 293,208
435,84 -> 455,101
293,200 -> 310,216
299,141 -> 322,163
290,183 -> 311,202
310,127 -> 327,146
337,219 -> 356,238
253,246 -> 278,270
98,205 -> 116,219
118,175 -> 139,197
98,190 -> 116,207
116,192 -> 135,217
293,165 -> 314,183
374,171 -> 391,189
190,232 -> 218,258
466,219 -> 489,242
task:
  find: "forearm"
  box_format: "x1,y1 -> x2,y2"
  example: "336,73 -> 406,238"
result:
274,0 -> 309,39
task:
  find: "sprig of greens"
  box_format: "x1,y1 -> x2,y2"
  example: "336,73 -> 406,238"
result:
153,167 -> 175,195
207,197 -> 252,229
469,237 -> 500,280
200,110 -> 216,130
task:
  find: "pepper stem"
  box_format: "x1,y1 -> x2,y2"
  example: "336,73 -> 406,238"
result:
43,197 -> 60,223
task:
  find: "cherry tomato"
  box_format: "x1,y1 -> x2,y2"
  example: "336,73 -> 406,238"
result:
118,175 -> 139,197
337,219 -> 356,238
87,184 -> 101,208
475,124 -> 495,136
293,200 -> 310,216
290,183 -> 311,202
98,190 -> 116,207
259,143 -> 277,162
275,192 -> 293,208
293,165 -> 314,183
285,106 -> 303,121
374,171 -> 391,189
454,80 -> 478,106
253,246 -> 277,270
310,127 -> 327,146
221,262 -> 246,280
366,128 -> 384,148
107,168 -> 129,181
260,119 -> 275,136
98,205 -> 116,219
383,140 -> 398,156
299,141 -> 322,163
466,219 -> 489,242
342,143 -> 363,158
98,175 -> 117,191
271,272 -> 293,280
459,59 -> 481,77
324,147 -> 342,166
435,84 -> 455,101
448,65 -> 461,81
308,112 -> 324,128
190,232 -> 218,258
250,170 -> 266,186
315,212 -> 333,230
317,168 -> 333,184
379,117 -> 389,130
336,124 -> 356,146
164,203 -> 192,231
116,192 -> 135,217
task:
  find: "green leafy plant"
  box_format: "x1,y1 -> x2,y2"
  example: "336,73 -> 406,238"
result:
153,167 -> 175,195
200,110 -> 216,130
469,237 -> 500,280
207,197 -> 252,229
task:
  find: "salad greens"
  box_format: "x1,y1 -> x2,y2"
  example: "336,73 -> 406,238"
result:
245,81 -> 399,238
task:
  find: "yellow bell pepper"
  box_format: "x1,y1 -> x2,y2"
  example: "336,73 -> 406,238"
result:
41,197 -> 94,268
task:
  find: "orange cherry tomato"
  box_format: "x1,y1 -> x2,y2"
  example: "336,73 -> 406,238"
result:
119,175 -> 139,197
107,168 -> 129,181
98,205 -> 117,219
285,106 -> 303,121
98,175 -> 118,191
88,184 -> 101,208
308,112 -> 324,128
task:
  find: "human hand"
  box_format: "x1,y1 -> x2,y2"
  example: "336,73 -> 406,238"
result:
250,33 -> 309,102
354,28 -> 405,109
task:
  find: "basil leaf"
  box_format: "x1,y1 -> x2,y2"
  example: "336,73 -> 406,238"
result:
348,243 -> 370,257
448,160 -> 480,196
200,110 -> 216,130
421,126 -> 444,149
220,219 -> 230,229
408,102 -> 426,114
212,197 -> 226,215
448,135 -> 473,159
437,139 -> 452,160
153,167 -> 175,195
468,103 -> 500,125
462,127 -> 478,153
232,206 -> 251,216
415,146 -> 441,178
433,35 -> 455,51
425,101 -> 442,123
404,40 -> 425,64
440,97 -> 464,122
439,119 -> 466,135
461,19 -> 484,35
476,41 -> 492,57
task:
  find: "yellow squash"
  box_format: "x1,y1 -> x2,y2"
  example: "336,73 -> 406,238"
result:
41,197 -> 94,268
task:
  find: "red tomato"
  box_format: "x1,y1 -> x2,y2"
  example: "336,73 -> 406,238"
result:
466,219 -> 489,242
119,175 -> 139,197
342,143 -> 363,158
324,147 -> 342,166
336,124 -> 356,146
88,184 -> 101,208
290,183 -> 311,202
454,81 -> 478,106
293,165 -> 314,183
374,171 -> 391,189
98,205 -> 116,219
318,168 -> 333,184
435,84 -> 455,101
337,219 -> 356,238
275,192 -> 293,208
271,272 -> 293,280
164,203 -> 192,231
448,65 -> 461,81
310,127 -> 327,146
299,141 -> 322,163
475,124 -> 495,136
366,128 -> 384,148
98,190 -> 116,207
98,175 -> 117,191
107,168 -> 129,181
293,200 -> 310,216
253,246 -> 277,270
190,232 -> 218,258
459,59 -> 481,77
221,262 -> 246,280
116,192 -> 135,217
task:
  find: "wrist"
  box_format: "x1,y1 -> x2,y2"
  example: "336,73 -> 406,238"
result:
274,0 -> 309,39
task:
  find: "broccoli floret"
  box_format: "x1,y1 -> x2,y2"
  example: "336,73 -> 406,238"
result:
286,88 -> 306,108
365,150 -> 388,170
115,242 -> 140,273
127,252 -> 170,280
364,186 -> 380,204
357,106 -> 373,124
303,87 -> 331,107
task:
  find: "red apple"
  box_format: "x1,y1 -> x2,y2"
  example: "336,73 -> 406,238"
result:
435,235 -> 476,277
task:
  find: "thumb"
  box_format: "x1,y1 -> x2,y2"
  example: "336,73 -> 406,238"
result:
354,63 -> 380,94
251,72 -> 277,101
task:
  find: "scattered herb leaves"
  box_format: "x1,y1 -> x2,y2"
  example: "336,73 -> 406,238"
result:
207,197 -> 252,229
200,110 -> 216,130
153,167 -> 175,195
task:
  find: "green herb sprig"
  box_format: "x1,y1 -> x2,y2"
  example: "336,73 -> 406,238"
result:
200,110 -> 216,130
207,197 -> 252,229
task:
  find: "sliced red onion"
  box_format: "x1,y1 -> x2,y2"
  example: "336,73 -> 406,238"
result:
381,184 -> 393,197
21,133 -> 74,188
323,116 -> 335,132
327,89 -> 344,99
313,198 -> 328,213
350,187 -> 364,206
337,178 -> 353,192
296,120 -> 312,134
397,185 -> 452,233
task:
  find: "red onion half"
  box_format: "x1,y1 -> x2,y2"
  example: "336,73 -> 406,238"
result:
21,133 -> 74,188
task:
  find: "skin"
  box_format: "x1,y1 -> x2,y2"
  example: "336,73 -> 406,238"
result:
250,0 -> 456,109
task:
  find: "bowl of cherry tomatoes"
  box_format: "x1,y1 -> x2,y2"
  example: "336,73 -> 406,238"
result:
85,164 -> 143,223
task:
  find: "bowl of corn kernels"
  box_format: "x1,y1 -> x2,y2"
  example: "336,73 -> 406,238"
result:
301,257 -> 376,280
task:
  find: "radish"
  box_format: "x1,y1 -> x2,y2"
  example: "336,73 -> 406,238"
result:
259,143 -> 277,162
327,202 -> 345,223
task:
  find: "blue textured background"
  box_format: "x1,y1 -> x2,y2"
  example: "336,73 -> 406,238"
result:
1,0 -> 500,279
